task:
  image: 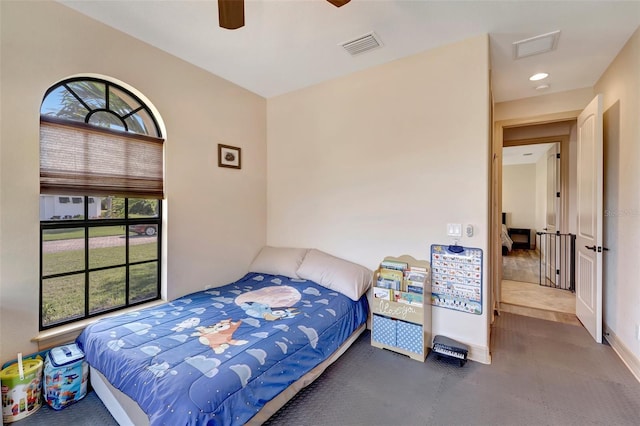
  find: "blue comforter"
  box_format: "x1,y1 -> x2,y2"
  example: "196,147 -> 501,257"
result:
77,273 -> 368,426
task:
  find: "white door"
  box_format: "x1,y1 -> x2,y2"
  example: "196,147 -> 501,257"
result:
575,95 -> 604,343
544,144 -> 560,284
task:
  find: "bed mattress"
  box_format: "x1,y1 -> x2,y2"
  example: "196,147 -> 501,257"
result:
76,272 -> 368,425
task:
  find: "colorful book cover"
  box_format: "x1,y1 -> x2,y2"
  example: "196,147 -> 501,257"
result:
406,284 -> 424,294
380,260 -> 408,271
373,287 -> 392,300
399,291 -> 423,306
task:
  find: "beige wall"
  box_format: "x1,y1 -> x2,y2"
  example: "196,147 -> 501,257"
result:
494,88 -> 594,122
0,1 -> 266,362
595,27 -> 640,362
267,35 -> 491,360
502,164 -> 536,231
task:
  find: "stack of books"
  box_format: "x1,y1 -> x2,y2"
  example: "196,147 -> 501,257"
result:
373,260 -> 427,306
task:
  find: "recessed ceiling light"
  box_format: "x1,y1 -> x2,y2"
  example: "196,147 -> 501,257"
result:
535,84 -> 550,90
529,73 -> 549,81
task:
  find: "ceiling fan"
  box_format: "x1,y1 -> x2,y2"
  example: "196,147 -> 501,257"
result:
218,0 -> 351,30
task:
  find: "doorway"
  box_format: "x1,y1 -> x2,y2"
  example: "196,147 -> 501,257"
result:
494,119 -> 578,324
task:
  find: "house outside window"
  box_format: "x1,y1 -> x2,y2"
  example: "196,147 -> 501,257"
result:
39,77 -> 164,330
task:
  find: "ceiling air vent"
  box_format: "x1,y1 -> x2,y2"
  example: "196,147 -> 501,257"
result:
513,30 -> 561,59
340,32 -> 382,56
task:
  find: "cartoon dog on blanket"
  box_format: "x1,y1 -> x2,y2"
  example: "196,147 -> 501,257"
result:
192,319 -> 248,354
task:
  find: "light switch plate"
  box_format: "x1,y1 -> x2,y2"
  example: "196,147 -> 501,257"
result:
447,223 -> 462,237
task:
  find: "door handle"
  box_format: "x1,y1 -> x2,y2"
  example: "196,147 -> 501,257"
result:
585,245 -> 597,252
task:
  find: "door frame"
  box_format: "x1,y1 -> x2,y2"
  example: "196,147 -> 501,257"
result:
490,110 -> 581,319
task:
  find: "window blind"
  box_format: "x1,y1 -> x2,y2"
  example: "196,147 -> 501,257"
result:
40,117 -> 164,198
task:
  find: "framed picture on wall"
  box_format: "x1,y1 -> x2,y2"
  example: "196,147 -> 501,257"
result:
218,144 -> 241,169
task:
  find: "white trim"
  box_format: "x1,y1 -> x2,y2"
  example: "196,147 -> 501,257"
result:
468,342 -> 492,364
604,323 -> 640,383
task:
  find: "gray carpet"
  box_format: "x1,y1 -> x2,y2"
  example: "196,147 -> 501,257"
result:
18,313 -> 640,425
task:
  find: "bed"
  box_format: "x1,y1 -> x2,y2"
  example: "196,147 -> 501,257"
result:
501,213 -> 513,255
76,248 -> 371,426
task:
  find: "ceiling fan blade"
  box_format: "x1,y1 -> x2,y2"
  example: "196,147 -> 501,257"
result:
218,0 -> 244,30
327,0 -> 351,7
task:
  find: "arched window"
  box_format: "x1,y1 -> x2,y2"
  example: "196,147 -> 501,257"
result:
39,77 -> 164,330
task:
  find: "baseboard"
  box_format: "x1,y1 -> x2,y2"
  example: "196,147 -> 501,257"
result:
604,323 -> 640,383
468,343 -> 491,364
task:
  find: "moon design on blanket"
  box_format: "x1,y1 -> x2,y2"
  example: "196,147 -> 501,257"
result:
235,286 -> 302,321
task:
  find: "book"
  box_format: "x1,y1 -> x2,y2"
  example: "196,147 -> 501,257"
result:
373,287 -> 392,300
406,284 -> 424,294
377,277 -> 401,290
379,268 -> 403,282
398,291 -> 423,306
380,260 -> 408,271
404,270 -> 427,283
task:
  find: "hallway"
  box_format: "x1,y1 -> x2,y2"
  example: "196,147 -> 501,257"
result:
501,279 -> 578,325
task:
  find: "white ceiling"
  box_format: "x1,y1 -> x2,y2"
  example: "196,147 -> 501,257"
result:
503,143 -> 556,166
58,0 -> 640,101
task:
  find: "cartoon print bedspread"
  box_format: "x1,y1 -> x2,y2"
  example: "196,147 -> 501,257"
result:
76,273 -> 368,426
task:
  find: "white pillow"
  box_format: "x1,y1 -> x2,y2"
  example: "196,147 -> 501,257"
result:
248,246 -> 309,278
296,249 -> 373,301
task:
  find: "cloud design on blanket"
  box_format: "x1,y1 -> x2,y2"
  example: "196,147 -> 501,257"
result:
247,349 -> 267,365
270,278 -> 282,285
325,309 -> 336,316
204,290 -> 220,296
150,311 -> 166,318
123,322 -> 152,335
315,299 -> 329,305
273,324 -> 289,332
303,287 -> 321,297
212,303 -> 225,309
275,341 -> 288,354
298,326 -> 319,349
251,332 -> 269,339
107,339 -> 125,351
169,334 -> 189,343
243,318 -> 261,328
230,364 -> 252,387
252,275 -> 264,281
185,355 -> 221,378
189,308 -> 206,315
171,317 -> 200,332
146,361 -> 177,378
212,296 -> 234,304
141,346 -> 162,357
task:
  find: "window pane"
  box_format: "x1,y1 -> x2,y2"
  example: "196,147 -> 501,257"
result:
130,262 -> 158,303
128,199 -> 159,218
130,233 -> 158,263
89,267 -> 126,314
125,108 -> 158,137
42,228 -> 85,276
66,81 -> 106,110
88,110 -> 126,132
40,85 -> 89,121
40,195 -> 85,220
109,86 -> 139,118
42,274 -> 85,327
92,196 -> 126,219
89,227 -> 126,269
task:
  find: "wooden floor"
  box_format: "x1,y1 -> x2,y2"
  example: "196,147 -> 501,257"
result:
501,279 -> 580,326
